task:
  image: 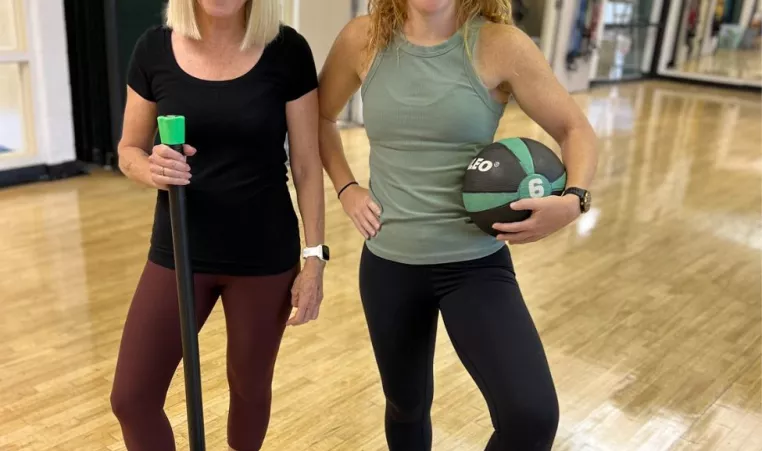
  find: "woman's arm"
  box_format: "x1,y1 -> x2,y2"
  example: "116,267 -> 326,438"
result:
118,87 -> 194,189
287,89 -> 325,251
485,25 -> 597,190
480,24 -> 599,244
118,88 -> 159,187
318,16 -> 382,238
318,17 -> 367,192
286,88 -> 326,326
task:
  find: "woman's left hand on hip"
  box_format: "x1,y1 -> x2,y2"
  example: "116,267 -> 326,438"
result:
493,195 -> 580,245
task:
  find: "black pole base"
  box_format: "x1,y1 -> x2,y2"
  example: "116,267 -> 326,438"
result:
167,143 -> 206,450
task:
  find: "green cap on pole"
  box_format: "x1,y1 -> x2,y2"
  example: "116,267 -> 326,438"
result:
157,115 -> 186,145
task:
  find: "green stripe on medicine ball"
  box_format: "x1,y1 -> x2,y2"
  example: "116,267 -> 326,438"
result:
551,173 -> 567,192
499,138 -> 534,176
463,192 -> 520,212
518,174 -> 551,199
524,138 -> 566,183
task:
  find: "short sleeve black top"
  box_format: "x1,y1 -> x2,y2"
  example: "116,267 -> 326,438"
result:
126,25 -> 317,276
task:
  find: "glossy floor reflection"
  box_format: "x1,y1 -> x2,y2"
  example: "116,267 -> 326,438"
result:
676,49 -> 762,84
0,81 -> 760,450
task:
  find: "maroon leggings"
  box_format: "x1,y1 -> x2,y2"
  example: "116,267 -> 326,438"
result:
110,261 -> 297,451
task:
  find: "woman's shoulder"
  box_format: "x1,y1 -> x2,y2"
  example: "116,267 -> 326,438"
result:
273,23 -> 318,51
344,15 -> 371,34
130,25 -> 170,65
473,21 -> 552,89
328,15 -> 370,61
136,24 -> 170,48
269,24 -> 314,63
476,22 -> 543,67
340,15 -> 371,48
274,24 -> 303,42
478,21 -> 526,46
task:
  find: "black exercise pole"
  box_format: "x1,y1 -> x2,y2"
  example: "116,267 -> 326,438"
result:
157,115 -> 206,450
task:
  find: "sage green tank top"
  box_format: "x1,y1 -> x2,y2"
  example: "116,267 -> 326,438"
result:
361,17 -> 506,265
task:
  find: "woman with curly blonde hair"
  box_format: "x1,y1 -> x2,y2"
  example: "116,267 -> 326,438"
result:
319,0 -> 598,449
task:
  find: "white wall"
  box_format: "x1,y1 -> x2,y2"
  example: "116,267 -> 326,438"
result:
0,0 -> 76,172
738,0 -> 757,28
297,0 -> 353,73
551,0 -> 593,92
540,0 -> 560,61
349,0 -> 366,124
294,0 -> 362,123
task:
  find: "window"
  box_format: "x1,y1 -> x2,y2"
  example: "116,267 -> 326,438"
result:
0,64 -> 31,154
0,0 -> 33,156
0,0 -> 26,51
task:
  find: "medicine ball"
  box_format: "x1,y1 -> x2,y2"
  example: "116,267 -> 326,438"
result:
462,137 -> 566,236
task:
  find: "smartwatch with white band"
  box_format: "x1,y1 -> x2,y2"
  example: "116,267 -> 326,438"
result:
302,245 -> 330,262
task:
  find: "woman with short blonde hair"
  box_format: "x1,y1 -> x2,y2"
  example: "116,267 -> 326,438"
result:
111,1 -> 327,450
165,0 -> 280,49
319,0 -> 598,449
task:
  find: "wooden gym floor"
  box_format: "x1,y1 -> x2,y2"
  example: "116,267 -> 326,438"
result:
0,80 -> 760,450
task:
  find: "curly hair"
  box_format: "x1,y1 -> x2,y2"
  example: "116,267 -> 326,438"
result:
365,0 -> 513,61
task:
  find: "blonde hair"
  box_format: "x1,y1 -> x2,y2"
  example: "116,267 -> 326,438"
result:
165,0 -> 281,50
366,0 -> 513,59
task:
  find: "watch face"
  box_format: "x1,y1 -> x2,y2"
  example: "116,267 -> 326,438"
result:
582,191 -> 592,212
322,245 -> 331,261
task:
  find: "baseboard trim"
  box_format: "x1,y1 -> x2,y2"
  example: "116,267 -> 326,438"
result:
590,75 -> 650,87
652,75 -> 762,92
0,161 -> 89,189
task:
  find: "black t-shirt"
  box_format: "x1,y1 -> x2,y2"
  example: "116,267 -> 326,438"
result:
126,25 -> 318,276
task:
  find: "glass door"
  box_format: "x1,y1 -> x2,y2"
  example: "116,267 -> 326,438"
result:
0,0 -> 34,157
593,0 -> 660,81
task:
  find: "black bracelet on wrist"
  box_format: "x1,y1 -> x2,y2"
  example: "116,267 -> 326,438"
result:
337,181 -> 359,199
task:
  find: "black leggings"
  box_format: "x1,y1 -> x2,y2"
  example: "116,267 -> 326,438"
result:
359,246 -> 559,451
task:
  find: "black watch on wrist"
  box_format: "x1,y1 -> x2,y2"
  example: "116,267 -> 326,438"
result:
563,187 -> 591,213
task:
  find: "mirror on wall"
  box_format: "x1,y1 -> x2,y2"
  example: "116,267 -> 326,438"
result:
659,0 -> 762,87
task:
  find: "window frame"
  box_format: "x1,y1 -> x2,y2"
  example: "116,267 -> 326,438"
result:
0,0 -> 36,160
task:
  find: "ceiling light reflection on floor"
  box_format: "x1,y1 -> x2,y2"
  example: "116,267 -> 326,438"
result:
577,207 -> 601,237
